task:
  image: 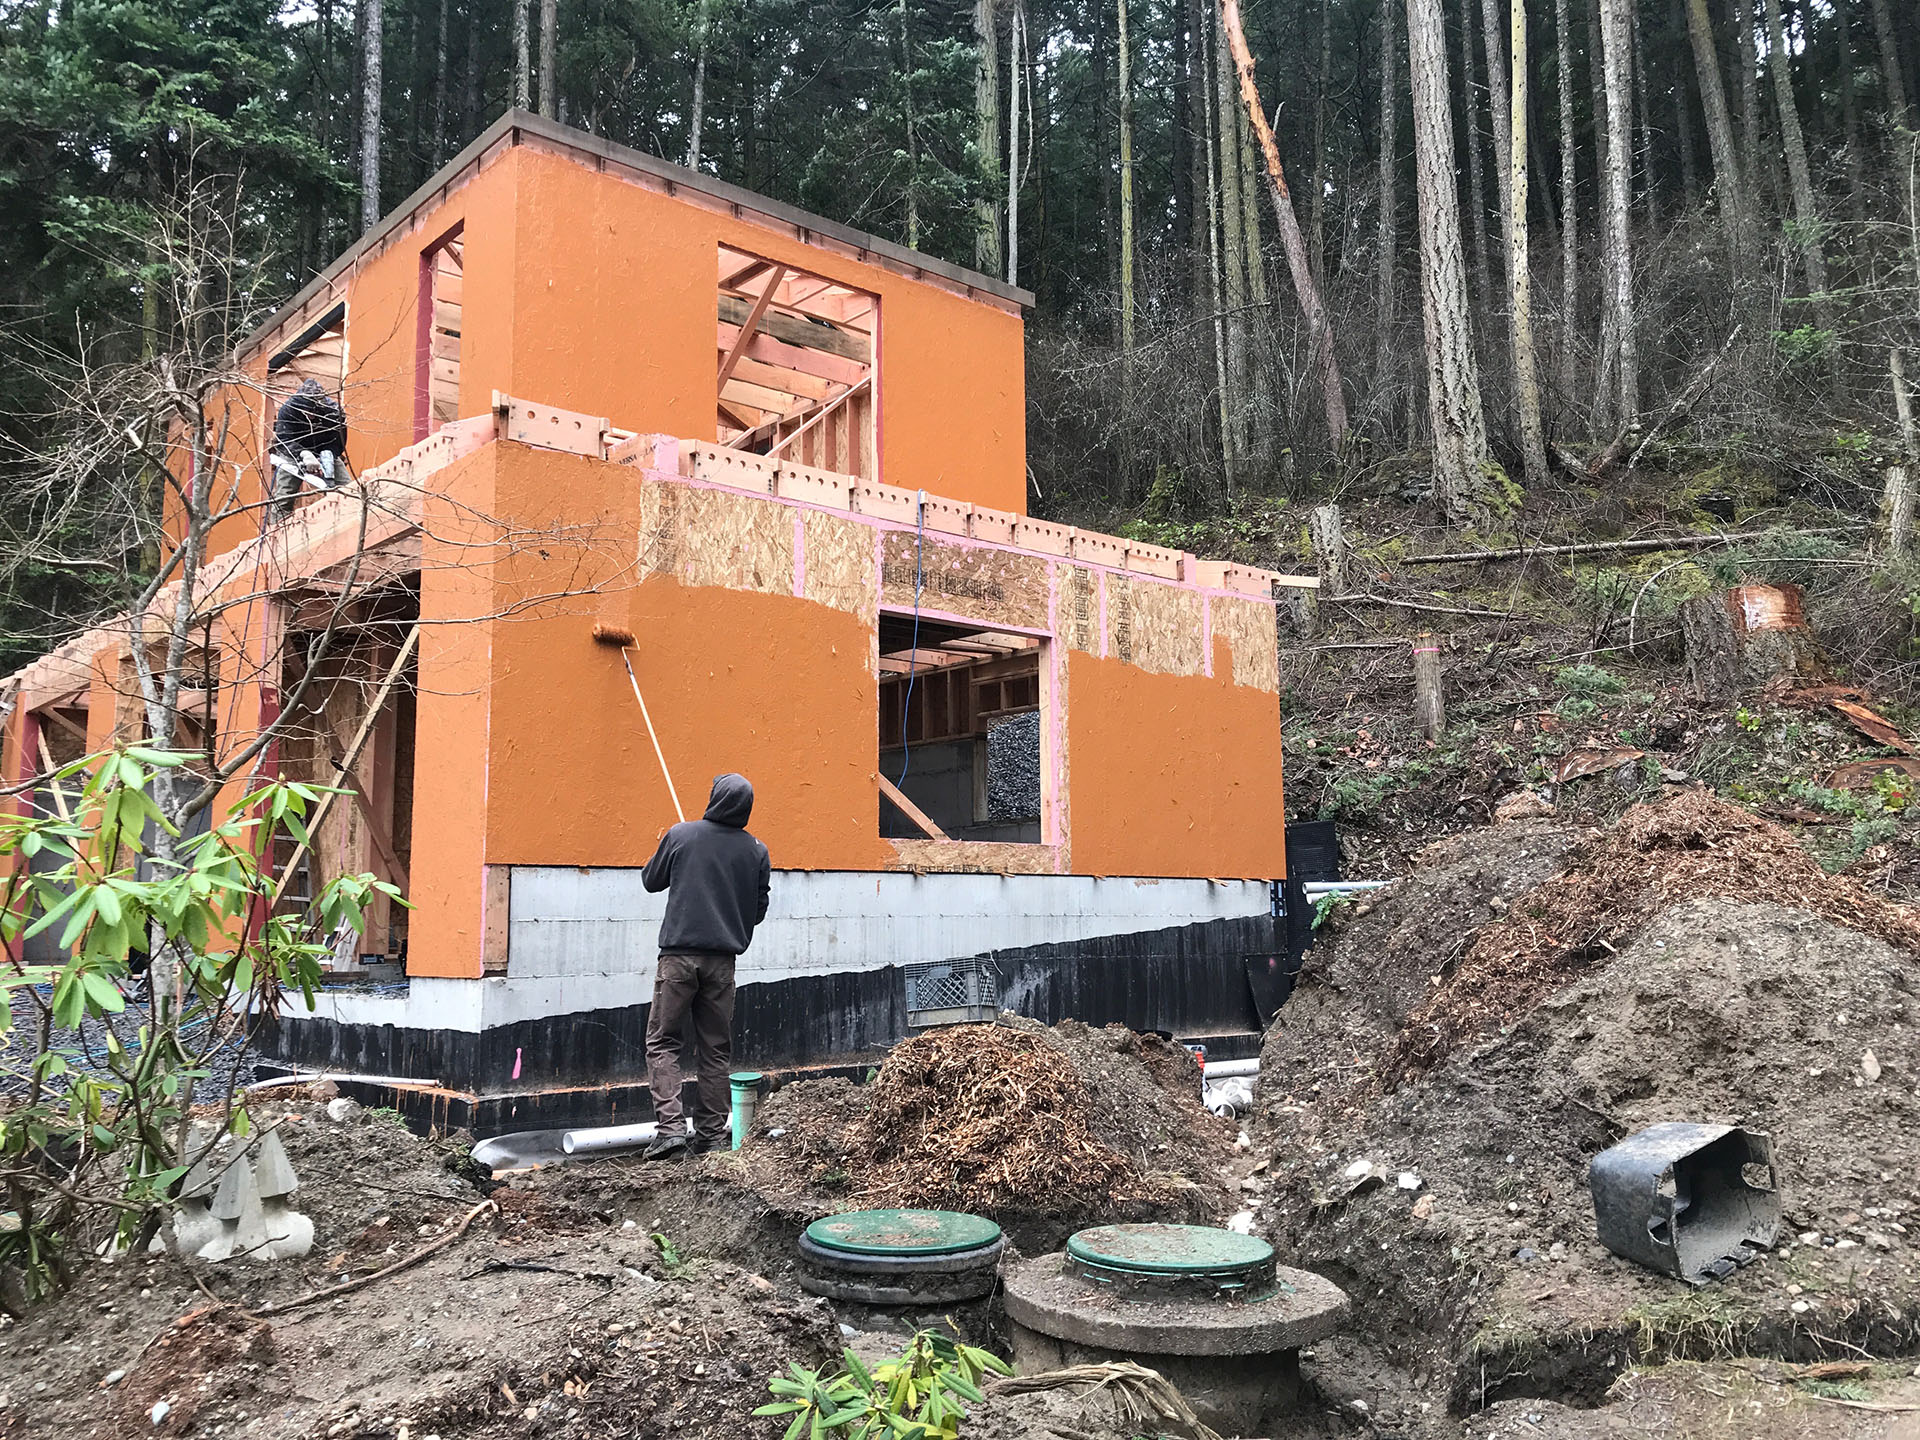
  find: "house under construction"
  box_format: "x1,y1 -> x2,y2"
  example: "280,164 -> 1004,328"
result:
0,112 -> 1315,1130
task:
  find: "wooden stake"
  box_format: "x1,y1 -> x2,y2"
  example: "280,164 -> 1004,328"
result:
1411,635 -> 1445,741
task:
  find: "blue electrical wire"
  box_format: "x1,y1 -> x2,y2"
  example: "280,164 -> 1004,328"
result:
896,493 -> 926,791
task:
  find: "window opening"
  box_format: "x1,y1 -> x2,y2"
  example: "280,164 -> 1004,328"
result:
425,237 -> 464,430
716,244 -> 875,478
264,301 -> 349,517
877,613 -> 1043,843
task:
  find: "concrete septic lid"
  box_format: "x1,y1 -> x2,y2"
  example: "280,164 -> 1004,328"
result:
804,1209 -> 1003,1258
1068,1223 -> 1274,1276
1003,1253 -> 1351,1357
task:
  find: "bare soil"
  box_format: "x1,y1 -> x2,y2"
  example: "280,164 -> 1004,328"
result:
1256,798 -> 1920,1419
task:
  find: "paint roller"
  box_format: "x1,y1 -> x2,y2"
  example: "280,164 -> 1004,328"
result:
592,623 -> 686,824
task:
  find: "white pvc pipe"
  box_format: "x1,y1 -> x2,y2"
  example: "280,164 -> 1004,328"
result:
1301,880 -> 1390,895
1200,1058 -> 1260,1078
560,1121 -> 663,1156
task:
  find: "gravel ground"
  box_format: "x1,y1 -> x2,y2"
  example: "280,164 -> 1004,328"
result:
1,983 -> 266,1105
987,710 -> 1041,822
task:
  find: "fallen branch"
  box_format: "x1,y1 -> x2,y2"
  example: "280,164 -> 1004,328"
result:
249,1198 -> 497,1318
1337,592 -> 1513,618
1401,527 -> 1857,566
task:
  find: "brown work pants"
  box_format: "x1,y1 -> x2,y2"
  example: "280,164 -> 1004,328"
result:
645,951 -> 736,1145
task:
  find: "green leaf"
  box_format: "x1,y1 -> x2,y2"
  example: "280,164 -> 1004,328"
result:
783,1411 -> 809,1440
753,1403 -> 808,1417
80,970 -> 125,1014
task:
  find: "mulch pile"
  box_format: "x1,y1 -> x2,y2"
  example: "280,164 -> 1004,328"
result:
1383,789 -> 1920,1081
856,1024 -> 1143,1214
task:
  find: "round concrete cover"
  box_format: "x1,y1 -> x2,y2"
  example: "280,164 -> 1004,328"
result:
1003,1252 -> 1351,1357
1068,1223 -> 1274,1276
805,1209 -> 1003,1257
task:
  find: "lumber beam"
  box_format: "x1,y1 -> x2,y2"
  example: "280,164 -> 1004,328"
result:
717,265 -> 788,391
718,295 -> 870,364
878,773 -> 950,842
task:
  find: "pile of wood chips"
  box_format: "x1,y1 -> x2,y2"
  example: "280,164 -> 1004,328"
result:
856,1023 -> 1142,1214
1383,789 -> 1920,1083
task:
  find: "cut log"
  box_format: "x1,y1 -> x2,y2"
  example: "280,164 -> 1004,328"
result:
1681,593 -> 1740,703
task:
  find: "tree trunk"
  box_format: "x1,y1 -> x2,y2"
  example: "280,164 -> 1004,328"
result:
538,0 -> 557,120
1684,0 -> 1749,287
1478,0 -> 1514,248
976,0 -> 1003,277
1598,0 -> 1639,422
514,0 -> 531,110
1186,0 -> 1211,308
1736,0 -> 1762,212
1461,0 -> 1495,311
464,0 -> 481,141
1836,0 -> 1864,213
1509,0 -> 1549,485
360,0 -> 382,232
1220,0 -> 1351,448
433,0 -> 448,166
1868,0 -> 1909,118
899,0 -> 921,247
1671,0 -> 1699,207
1007,0 -> 1024,284
1587,0 -> 1614,428
1894,347 -> 1918,456
1117,0 -> 1135,351
1173,0 -> 1193,257
1556,0 -> 1577,395
1405,0 -> 1496,521
1237,104 -> 1272,464
1761,0 -> 1832,332
1202,9 -> 1238,490
687,4 -> 708,168
1630,0 -> 1657,231
1214,6 -> 1247,444
1375,0 -> 1401,395
1310,0 -> 1332,283
1886,465 -> 1914,555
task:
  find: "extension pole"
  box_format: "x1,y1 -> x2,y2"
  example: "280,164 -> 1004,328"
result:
619,647 -> 685,823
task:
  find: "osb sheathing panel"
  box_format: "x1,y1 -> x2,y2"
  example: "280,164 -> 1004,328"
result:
880,532 -> 1050,631
803,508 -> 878,630
1062,565 -> 1099,655
888,839 -> 1065,874
1106,576 -> 1205,677
640,479 -> 795,595
1066,652 -> 1286,880
1211,595 -> 1280,693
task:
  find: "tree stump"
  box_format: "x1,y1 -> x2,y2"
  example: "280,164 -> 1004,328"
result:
1885,464 -> 1913,557
1681,594 -> 1741,703
1309,504 -> 1351,597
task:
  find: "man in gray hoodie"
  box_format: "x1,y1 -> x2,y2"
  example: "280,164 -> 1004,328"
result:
638,773 -> 772,1159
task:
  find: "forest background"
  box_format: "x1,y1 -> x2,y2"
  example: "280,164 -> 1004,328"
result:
2,0 -> 1918,668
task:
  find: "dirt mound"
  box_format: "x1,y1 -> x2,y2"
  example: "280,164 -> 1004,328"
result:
1262,816 -> 1579,1119
1386,790 -> 1920,1081
1255,897 -> 1920,1413
739,1020 -> 1232,1242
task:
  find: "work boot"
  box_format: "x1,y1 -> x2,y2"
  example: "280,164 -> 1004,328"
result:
689,1133 -> 729,1156
642,1133 -> 689,1162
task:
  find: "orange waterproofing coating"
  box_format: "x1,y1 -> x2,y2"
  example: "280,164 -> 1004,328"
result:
403,442 -> 1287,979
190,137 -> 1026,565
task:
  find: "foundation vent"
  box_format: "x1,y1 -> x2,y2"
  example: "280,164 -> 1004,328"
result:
904,958 -> 1000,1029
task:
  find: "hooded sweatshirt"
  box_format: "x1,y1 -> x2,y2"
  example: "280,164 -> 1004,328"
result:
641,774 -> 772,956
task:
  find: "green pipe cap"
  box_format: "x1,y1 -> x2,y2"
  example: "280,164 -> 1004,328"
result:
805,1209 -> 1002,1257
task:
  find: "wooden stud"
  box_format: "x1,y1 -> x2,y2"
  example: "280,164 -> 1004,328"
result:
878,773 -> 950,841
